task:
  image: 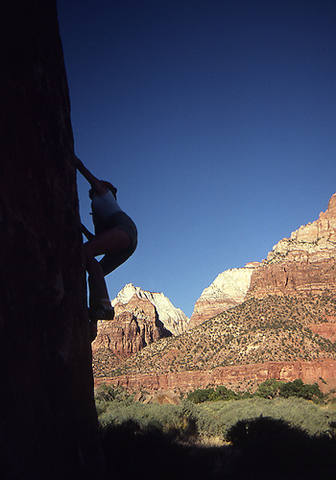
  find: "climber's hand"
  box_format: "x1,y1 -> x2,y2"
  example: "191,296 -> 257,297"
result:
71,155 -> 108,196
72,155 -> 83,168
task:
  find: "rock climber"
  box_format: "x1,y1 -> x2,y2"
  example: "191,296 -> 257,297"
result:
73,156 -> 137,339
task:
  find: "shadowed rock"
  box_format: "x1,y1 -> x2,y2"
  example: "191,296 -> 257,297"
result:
1,2 -> 104,478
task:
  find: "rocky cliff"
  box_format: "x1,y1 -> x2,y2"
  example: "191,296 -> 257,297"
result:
248,193 -> 336,298
92,284 -> 189,375
112,283 -> 189,334
189,264 -> 259,328
1,2 -> 103,478
96,359 -> 336,394
190,193 -> 336,327
92,295 -> 172,376
95,294 -> 336,393
93,194 -> 336,394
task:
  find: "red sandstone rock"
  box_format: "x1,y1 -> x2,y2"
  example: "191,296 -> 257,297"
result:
94,194 -> 336,395
95,359 -> 336,394
190,193 -> 336,328
1,3 -> 103,477
248,259 -> 336,298
112,283 -> 189,334
92,295 -> 171,357
309,323 -> 336,342
248,193 -> 336,298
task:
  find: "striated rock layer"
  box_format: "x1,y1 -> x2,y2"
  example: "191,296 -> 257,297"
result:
248,193 -> 336,298
95,359 -> 336,394
1,2 -> 104,478
190,193 -> 336,328
92,296 -> 172,376
94,195 -> 336,393
93,285 -> 187,375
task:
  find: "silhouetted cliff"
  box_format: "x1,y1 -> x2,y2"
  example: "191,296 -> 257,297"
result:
1,2 -> 104,478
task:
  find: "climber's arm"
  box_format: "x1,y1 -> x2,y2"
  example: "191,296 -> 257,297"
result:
73,156 -> 108,195
80,223 -> 95,241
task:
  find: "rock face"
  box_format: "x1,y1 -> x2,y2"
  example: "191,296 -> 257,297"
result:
248,193 -> 336,298
92,284 -> 188,375
92,295 -> 171,364
95,194 -> 336,394
1,2 -> 103,478
112,283 -> 189,334
95,359 -> 336,394
189,264 -> 259,328
190,193 -> 336,327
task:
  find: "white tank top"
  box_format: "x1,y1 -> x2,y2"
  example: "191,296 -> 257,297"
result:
91,190 -> 122,221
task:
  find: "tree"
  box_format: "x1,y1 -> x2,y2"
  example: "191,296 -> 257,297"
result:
279,379 -> 324,402
256,379 -> 282,399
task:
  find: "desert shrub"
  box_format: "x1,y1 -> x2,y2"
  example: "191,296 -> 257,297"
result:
226,414 -> 336,478
256,379 -> 282,399
96,399 -> 108,416
95,384 -> 134,403
195,397 -> 336,440
226,416 -> 309,448
186,388 -> 215,403
187,385 -> 240,403
98,400 -> 198,439
279,379 -> 324,402
174,400 -> 199,437
214,385 -> 240,401
255,379 -> 324,403
96,394 -> 336,443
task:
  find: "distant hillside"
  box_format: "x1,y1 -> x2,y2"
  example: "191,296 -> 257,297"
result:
189,193 -> 336,327
93,193 -> 336,393
93,294 -> 336,378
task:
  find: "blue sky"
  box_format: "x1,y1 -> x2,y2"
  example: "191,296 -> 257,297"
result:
57,0 -> 336,317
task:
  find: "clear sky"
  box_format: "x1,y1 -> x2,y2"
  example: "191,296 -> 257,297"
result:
57,0 -> 336,317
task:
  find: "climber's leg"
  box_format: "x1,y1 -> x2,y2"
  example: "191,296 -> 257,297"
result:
85,255 -> 110,311
84,228 -> 131,318
84,228 -> 131,258
84,255 -> 109,342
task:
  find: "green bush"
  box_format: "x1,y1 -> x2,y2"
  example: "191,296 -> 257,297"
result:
196,397 -> 336,440
186,388 -> 216,403
95,384 -> 134,404
96,395 -> 336,442
186,385 -> 239,403
256,379 -> 324,403
256,379 -> 282,399
279,379 -> 324,402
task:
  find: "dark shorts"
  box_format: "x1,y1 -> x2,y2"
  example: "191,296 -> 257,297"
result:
94,211 -> 138,275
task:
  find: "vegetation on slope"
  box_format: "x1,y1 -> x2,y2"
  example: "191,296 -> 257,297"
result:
95,384 -> 336,441
93,294 -> 336,377
96,383 -> 336,479
186,379 -> 324,404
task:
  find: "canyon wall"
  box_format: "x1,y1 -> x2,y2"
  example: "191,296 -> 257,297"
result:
92,295 -> 172,373
95,359 -> 336,394
248,193 -> 336,298
93,194 -> 336,393
189,193 -> 336,327
1,2 -> 103,478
